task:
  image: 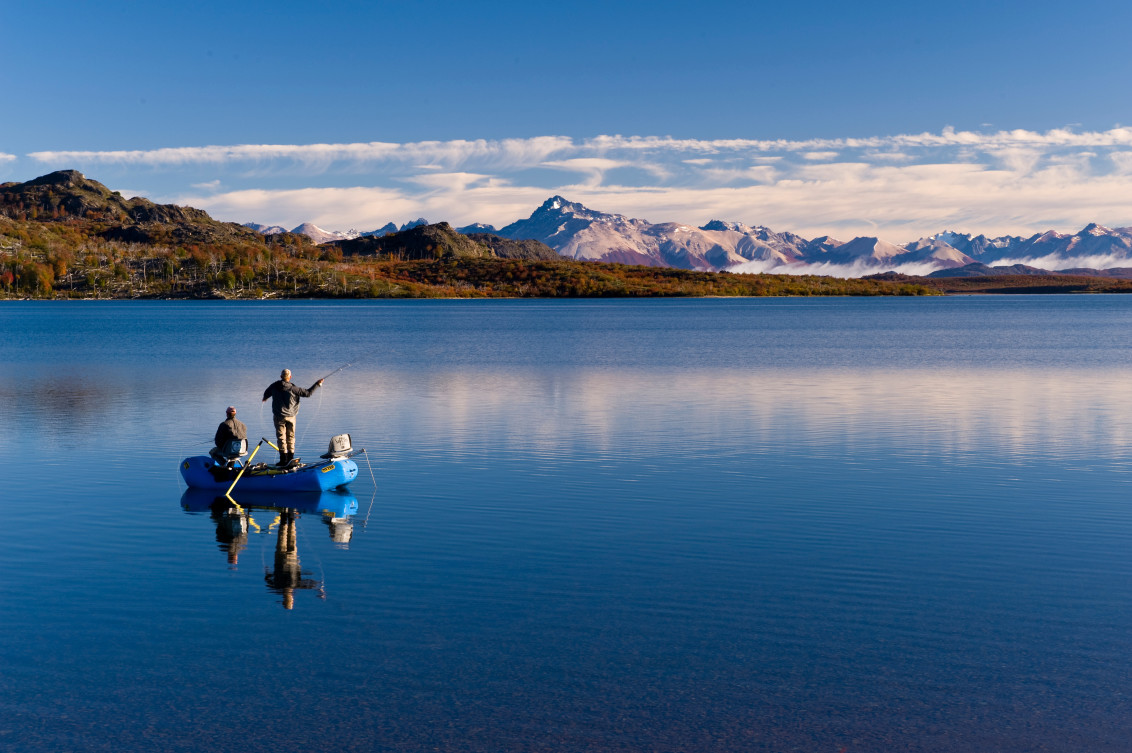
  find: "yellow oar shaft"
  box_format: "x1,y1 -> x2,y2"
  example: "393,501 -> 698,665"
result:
225,439 -> 264,500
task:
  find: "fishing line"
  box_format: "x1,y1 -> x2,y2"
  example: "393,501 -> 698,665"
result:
303,515 -> 329,600
361,449 -> 378,530
296,386 -> 323,451
259,399 -> 270,444
297,364 -> 349,453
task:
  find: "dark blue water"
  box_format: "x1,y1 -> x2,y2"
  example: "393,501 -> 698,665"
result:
2,297 -> 1132,752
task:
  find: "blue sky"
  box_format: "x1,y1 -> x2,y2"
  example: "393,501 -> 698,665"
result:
4,0 -> 1132,241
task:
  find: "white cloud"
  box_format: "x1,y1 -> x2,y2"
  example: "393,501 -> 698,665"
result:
182,154 -> 1132,242
183,184 -> 555,231
728,258 -> 947,278
0,153 -> 15,163
541,157 -> 628,186
1110,151 -> 1132,174
863,150 -> 913,162
26,125 -> 1132,242
28,137 -> 577,171
30,127 -> 1132,170
403,171 -> 495,191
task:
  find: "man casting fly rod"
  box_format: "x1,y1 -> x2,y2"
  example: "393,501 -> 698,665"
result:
261,364 -> 350,467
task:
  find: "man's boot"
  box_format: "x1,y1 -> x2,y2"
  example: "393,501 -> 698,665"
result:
278,452 -> 289,466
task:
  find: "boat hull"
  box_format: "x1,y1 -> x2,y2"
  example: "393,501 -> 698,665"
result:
180,455 -> 359,492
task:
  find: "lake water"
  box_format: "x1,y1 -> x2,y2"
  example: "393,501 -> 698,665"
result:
2,297 -> 1132,752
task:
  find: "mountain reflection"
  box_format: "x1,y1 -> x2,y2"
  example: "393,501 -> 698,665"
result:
181,489 -> 360,610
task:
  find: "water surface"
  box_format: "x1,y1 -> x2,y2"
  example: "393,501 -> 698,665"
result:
2,297 -> 1131,752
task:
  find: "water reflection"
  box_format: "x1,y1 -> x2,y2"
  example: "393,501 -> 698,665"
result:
180,489 -> 360,609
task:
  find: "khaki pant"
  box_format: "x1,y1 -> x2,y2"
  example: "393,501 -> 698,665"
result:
273,415 -> 298,453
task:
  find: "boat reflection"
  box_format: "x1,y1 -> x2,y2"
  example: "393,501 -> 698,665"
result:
180,488 -> 360,610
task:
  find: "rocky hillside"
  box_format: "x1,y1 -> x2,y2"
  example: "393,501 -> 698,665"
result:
329,222 -> 560,262
464,233 -> 561,261
0,170 -> 262,246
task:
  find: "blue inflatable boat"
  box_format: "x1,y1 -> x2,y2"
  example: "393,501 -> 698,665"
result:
180,434 -> 360,493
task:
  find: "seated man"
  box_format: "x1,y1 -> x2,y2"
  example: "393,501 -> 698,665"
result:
210,406 -> 248,463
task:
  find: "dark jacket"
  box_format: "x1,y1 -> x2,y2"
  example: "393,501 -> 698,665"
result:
263,380 -> 319,417
214,417 -> 248,447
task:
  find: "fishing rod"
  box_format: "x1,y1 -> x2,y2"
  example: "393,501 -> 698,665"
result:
318,363 -> 351,382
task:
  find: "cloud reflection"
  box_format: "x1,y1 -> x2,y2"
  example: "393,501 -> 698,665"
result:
303,368 -> 1132,464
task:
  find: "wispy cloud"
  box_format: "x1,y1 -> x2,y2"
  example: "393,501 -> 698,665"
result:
729,258 -> 949,278
28,137 -> 578,171
22,126 -> 1132,240
31,127 -> 1132,170
0,153 -> 16,163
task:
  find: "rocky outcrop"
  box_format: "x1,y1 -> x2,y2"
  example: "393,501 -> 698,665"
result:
331,223 -> 559,262
332,222 -> 494,260
465,233 -> 561,261
0,170 -> 260,245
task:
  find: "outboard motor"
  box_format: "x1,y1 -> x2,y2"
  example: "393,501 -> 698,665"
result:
320,434 -> 353,459
210,438 -> 249,467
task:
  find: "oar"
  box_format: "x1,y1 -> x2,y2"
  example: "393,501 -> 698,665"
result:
225,439 -> 265,501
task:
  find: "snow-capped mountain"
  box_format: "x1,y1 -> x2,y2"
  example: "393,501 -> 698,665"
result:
246,218 -> 437,244
497,197 -> 1132,274
896,238 -> 977,267
289,223 -> 360,245
245,197 -> 1132,275
813,236 -> 908,266
457,222 -> 499,235
360,222 -> 398,238
243,222 -> 288,235
912,225 -> 1132,267
496,197 -> 809,270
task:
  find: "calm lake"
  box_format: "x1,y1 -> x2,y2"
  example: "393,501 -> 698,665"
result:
2,297 -> 1132,752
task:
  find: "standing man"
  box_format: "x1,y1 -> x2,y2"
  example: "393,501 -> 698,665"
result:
263,369 -> 323,467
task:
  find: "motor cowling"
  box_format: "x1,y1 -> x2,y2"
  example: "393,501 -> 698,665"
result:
320,433 -> 353,459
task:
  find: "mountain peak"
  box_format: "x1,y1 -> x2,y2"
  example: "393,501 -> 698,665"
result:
26,169 -> 88,188
290,222 -> 359,244
700,219 -> 740,232
537,196 -> 587,215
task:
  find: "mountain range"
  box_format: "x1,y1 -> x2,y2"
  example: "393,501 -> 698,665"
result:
255,196 -> 1132,276
245,218 -> 431,245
